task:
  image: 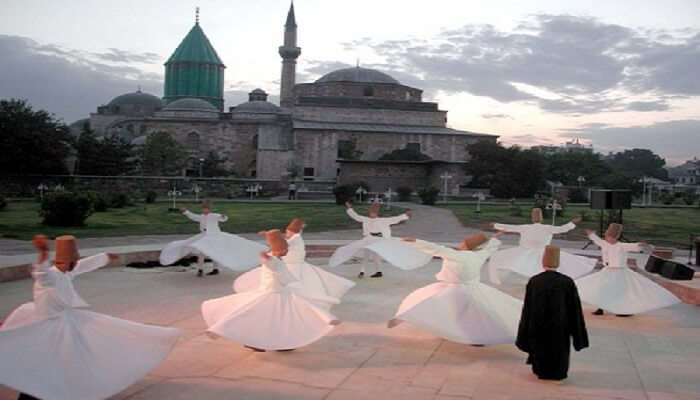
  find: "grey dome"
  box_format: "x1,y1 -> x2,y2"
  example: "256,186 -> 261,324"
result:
164,97 -> 218,111
316,67 -> 400,84
233,101 -> 281,114
108,91 -> 163,108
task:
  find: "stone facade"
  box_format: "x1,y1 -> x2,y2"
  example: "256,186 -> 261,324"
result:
337,161 -> 469,192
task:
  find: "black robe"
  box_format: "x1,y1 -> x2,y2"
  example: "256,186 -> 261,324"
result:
516,270 -> 589,380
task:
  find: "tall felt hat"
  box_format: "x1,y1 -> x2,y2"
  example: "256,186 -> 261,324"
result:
201,199 -> 212,209
55,235 -> 80,264
369,202 -> 381,215
286,218 -> 305,233
606,223 -> 623,239
531,208 -> 543,222
543,245 -> 560,268
265,229 -> 288,254
461,232 -> 488,250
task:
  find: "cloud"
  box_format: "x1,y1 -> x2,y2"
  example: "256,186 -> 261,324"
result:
559,119 -> 700,164
481,113 -> 513,119
0,35 -> 163,123
326,15 -> 700,115
92,48 -> 161,64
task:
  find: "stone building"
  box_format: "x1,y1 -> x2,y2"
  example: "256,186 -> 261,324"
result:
76,3 -> 497,191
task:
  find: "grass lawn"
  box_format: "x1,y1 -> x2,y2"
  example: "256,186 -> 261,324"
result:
0,201 -> 405,240
444,204 -> 699,248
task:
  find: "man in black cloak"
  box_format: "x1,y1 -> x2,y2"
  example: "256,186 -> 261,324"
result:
516,245 -> 589,380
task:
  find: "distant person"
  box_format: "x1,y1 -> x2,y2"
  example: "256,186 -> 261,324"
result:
288,181 -> 297,200
575,223 -> 680,316
516,246 -> 589,381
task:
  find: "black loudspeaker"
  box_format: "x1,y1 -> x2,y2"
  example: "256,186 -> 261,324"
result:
590,190 -> 632,210
644,255 -> 665,274
659,260 -> 695,280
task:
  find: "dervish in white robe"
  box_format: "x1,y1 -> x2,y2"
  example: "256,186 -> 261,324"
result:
160,202 -> 266,274
329,202 -> 432,277
488,209 -> 596,284
233,219 -> 355,306
388,233 -> 523,345
0,236 -> 180,400
575,224 -> 680,316
202,230 -> 340,351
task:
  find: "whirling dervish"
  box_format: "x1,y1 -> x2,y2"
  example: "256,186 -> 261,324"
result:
0,235 -> 180,400
234,218 -> 355,305
575,223 -> 680,316
388,232 -> 524,346
159,199 -> 266,275
487,208 -> 596,284
201,230 -> 341,352
329,202 -> 433,276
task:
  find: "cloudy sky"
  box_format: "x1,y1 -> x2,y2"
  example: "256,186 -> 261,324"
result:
1,0 -> 699,165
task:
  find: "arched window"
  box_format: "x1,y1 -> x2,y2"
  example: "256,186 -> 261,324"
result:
186,132 -> 200,150
251,134 -> 258,150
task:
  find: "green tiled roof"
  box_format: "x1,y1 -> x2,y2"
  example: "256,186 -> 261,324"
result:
165,23 -> 224,66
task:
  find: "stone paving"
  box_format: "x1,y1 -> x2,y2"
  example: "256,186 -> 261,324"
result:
0,203 -> 698,399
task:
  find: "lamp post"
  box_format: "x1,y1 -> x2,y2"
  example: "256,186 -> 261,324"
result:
546,199 -> 562,225
192,184 -> 202,202
473,192 -> 486,213
384,187 -> 396,209
198,158 -> 205,177
167,185 -> 182,209
37,183 -> 48,200
577,175 -> 585,188
440,173 -> 453,203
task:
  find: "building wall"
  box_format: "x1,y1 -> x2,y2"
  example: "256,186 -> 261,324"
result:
337,162 -> 469,192
293,106 -> 446,126
295,82 -> 422,102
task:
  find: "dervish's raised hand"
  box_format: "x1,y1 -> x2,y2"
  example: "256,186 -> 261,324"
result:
488,222 -> 496,229
402,237 -> 416,242
571,217 -> 582,224
260,251 -> 271,262
404,210 -> 412,217
258,230 -> 267,236
178,206 -> 186,213
344,201 -> 353,209
32,234 -> 49,262
107,253 -> 120,263
584,229 -> 595,236
491,231 -> 505,238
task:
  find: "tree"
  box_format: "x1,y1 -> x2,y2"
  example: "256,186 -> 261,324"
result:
379,148 -> 431,161
465,142 -> 546,198
139,131 -> 186,176
201,151 -> 229,177
544,151 -> 611,186
606,149 -> 668,180
76,123 -> 135,175
0,99 -> 73,175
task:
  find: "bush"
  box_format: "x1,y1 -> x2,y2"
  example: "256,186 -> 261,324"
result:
510,205 -> 522,216
40,192 -> 93,226
110,192 -> 132,208
86,191 -> 110,212
682,190 -> 697,206
0,194 -> 6,210
396,186 -> 413,202
145,191 -> 157,204
418,186 -> 440,205
333,184 -> 358,205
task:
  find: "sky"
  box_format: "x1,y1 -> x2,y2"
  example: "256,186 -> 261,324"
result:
1,0 -> 699,165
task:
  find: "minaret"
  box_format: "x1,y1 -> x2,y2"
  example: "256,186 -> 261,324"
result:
279,2 -> 301,109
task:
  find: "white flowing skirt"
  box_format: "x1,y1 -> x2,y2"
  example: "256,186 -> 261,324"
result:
389,281 -> 523,345
201,288 -> 337,350
0,309 -> 180,400
575,267 -> 681,314
234,262 -> 355,303
160,231 -> 266,270
488,246 -> 596,284
329,237 -> 434,270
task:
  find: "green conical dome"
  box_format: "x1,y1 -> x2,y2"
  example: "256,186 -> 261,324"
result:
165,24 -> 224,66
163,21 -> 225,110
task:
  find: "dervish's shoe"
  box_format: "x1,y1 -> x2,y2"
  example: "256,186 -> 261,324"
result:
358,271 -> 365,278
206,268 -> 220,276
197,269 -> 204,277
370,271 -> 383,278
616,314 -> 633,317
593,308 -> 604,315
245,345 -> 266,352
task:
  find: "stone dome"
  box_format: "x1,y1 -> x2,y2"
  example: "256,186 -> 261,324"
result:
233,89 -> 281,114
108,91 -> 163,108
316,67 -> 400,84
163,97 -> 218,111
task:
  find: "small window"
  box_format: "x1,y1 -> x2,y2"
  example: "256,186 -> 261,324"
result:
303,167 -> 315,181
251,134 -> 258,150
363,87 -> 374,97
406,142 -> 421,152
186,132 -> 200,150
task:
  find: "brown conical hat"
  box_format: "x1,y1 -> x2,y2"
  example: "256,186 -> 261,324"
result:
606,223 -> 623,239
543,245 -> 560,268
369,202 -> 381,215
55,235 -> 80,264
201,199 -> 212,209
531,208 -> 543,223
461,232 -> 488,250
286,218 -> 305,233
265,229 -> 288,254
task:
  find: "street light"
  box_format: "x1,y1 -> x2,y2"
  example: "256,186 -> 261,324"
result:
440,173 -> 453,203
198,158 -> 205,177
384,187 -> 396,209
472,192 -> 486,213
37,183 -> 48,200
577,175 -> 586,188
192,184 -> 202,202
546,199 -> 562,225
168,185 -> 182,209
